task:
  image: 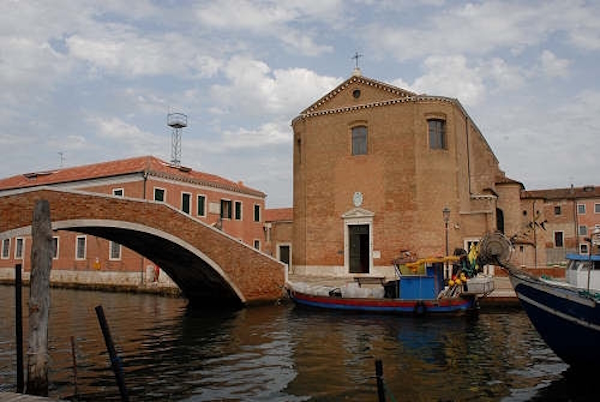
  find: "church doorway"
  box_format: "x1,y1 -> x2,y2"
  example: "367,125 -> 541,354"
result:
349,224 -> 370,273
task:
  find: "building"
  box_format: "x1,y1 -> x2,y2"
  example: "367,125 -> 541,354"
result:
263,207 -> 293,268
0,155 -> 266,289
522,185 -> 600,266
291,70 -> 526,278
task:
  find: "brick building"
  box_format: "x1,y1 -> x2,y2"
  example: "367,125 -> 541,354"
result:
0,155 -> 266,289
291,70 -> 526,278
521,185 -> 600,266
263,208 -> 293,268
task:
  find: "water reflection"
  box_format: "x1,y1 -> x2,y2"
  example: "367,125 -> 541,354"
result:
0,286 -> 582,401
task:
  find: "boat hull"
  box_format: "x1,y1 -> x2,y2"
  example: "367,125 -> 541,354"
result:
509,272 -> 600,368
288,289 -> 475,315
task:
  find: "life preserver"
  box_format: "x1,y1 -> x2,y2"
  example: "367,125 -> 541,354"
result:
414,301 -> 427,316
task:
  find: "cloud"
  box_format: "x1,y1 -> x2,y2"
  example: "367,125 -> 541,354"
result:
87,116 -> 164,156
408,55 -> 486,106
221,121 -> 291,149
194,0 -> 340,56
540,50 -> 570,78
368,1 -> 600,62
211,56 -> 341,117
66,30 -> 222,78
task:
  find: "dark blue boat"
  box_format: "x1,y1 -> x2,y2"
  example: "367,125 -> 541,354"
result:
478,234 -> 600,369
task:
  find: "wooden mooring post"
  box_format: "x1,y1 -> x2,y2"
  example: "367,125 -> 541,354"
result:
26,200 -> 53,396
375,359 -> 385,402
15,263 -> 24,393
95,305 -> 129,402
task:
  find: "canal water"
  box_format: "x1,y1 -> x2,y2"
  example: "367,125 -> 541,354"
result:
0,285 -> 596,401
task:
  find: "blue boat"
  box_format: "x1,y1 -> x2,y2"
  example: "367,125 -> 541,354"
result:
478,234 -> 600,369
287,256 -> 495,315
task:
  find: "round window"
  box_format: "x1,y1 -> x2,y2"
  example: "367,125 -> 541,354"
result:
352,89 -> 361,99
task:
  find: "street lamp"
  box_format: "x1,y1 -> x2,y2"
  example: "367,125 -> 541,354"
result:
443,207 -> 451,279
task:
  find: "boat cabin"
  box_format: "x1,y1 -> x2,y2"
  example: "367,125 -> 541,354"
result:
565,254 -> 600,291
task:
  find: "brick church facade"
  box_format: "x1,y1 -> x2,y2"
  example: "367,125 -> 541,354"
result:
291,70 -> 535,278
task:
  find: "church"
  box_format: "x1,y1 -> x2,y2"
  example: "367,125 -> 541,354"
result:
291,68 -> 530,278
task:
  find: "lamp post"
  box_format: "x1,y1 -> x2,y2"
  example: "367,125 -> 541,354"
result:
443,207 -> 451,279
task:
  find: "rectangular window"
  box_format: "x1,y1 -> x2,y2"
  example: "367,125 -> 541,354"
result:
234,201 -> 242,220
578,204 -> 586,214
1,238 -> 10,259
253,240 -> 260,250
220,199 -> 232,219
254,204 -> 261,222
595,203 -> 600,214
554,231 -> 564,248
15,238 -> 24,259
76,236 -> 86,260
53,237 -> 59,259
554,205 -> 561,215
581,244 -> 589,254
352,126 -> 367,155
428,119 -> 446,150
113,188 -> 124,197
154,188 -> 165,202
579,225 -> 588,236
181,192 -> 191,214
197,195 -> 206,216
109,241 -> 121,260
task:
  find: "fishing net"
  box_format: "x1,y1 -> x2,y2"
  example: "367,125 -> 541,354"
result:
477,232 -> 512,267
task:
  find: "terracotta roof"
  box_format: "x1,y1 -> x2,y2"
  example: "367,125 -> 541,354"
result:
522,185 -> 600,200
0,155 -> 265,197
496,176 -> 525,189
264,208 -> 293,222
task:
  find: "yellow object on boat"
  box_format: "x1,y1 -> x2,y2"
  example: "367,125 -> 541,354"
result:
404,256 -> 460,269
397,255 -> 460,275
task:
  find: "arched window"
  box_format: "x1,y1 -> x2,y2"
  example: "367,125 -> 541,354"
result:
428,119 -> 446,150
496,208 -> 505,234
352,126 -> 367,155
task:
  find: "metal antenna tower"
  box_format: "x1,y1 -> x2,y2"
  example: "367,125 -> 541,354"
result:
167,112 -> 187,166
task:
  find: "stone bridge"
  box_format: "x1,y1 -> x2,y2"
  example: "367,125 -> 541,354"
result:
0,188 -> 286,306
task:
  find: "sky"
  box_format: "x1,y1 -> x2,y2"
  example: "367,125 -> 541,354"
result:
1,0 -> 600,208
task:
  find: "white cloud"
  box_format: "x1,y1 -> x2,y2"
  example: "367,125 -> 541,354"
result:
221,121 -> 291,149
540,50 -> 570,78
368,1 -> 600,62
211,56 -> 341,116
194,0 -> 340,56
485,58 -> 526,92
411,55 -> 486,106
66,30 -> 222,78
87,116 -> 164,155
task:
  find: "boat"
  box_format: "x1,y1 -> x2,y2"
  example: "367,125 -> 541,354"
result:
477,233 -> 600,369
287,255 -> 495,315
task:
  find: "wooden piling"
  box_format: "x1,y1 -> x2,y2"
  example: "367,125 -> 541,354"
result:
70,336 -> 78,398
15,263 -> 24,393
26,200 -> 53,396
95,305 -> 129,402
375,359 -> 385,402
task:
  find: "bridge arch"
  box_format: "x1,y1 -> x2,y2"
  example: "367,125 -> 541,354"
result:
0,188 -> 286,305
